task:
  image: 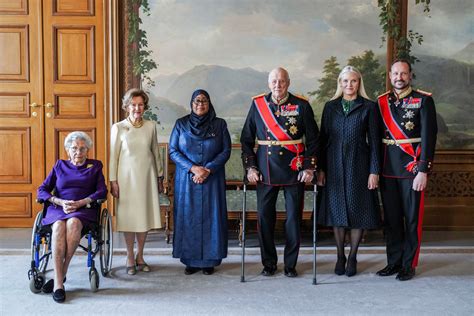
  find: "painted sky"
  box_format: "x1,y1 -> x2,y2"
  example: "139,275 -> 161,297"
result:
408,1 -> 473,57
141,0 -> 472,78
142,0 -> 384,79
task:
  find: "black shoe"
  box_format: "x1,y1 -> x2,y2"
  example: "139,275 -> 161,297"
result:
334,256 -> 347,275
202,267 -> 215,275
345,256 -> 357,277
261,265 -> 277,276
42,277 -> 66,294
184,266 -> 200,275
52,288 -> 66,303
376,264 -> 401,276
284,267 -> 298,278
396,267 -> 416,281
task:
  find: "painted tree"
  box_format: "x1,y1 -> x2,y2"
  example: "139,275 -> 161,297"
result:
308,56 -> 340,122
347,50 -> 385,100
309,56 -> 341,104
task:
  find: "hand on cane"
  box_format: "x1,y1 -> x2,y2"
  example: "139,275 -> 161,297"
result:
246,167 -> 261,183
298,169 -> 315,183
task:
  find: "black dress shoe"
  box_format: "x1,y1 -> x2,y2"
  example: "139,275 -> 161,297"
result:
52,288 -> 66,303
184,266 -> 201,275
376,264 -> 401,276
396,267 -> 416,281
202,267 -> 215,275
345,256 -> 357,277
284,267 -> 298,278
334,256 -> 347,275
261,265 -> 277,276
42,277 -> 66,294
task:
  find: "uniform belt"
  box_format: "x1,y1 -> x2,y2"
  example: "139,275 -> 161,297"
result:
382,137 -> 421,145
257,139 -> 303,146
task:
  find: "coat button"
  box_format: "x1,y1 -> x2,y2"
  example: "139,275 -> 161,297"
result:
279,152 -> 283,155
268,151 -> 272,155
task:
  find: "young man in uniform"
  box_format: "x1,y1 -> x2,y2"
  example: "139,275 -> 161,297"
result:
376,59 -> 438,281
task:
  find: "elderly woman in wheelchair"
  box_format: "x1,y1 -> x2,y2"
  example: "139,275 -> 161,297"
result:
28,131 -> 111,303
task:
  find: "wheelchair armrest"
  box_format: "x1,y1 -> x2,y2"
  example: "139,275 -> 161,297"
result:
95,198 -> 107,205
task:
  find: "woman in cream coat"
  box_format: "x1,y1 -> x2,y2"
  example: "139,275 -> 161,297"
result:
110,88 -> 164,275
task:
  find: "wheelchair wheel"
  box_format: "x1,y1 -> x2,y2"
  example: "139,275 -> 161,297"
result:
28,272 -> 44,294
30,211 -> 50,273
99,208 -> 113,277
89,267 -> 99,292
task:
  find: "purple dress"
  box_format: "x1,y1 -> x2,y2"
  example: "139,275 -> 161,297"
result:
37,159 -> 107,226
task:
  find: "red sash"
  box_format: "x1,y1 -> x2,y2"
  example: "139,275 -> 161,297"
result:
254,96 -> 304,170
379,94 -> 421,173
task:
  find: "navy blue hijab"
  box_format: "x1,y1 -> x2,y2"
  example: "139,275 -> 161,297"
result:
188,89 -> 216,138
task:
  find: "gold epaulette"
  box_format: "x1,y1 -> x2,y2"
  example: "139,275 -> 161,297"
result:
416,89 -> 432,96
252,93 -> 266,99
377,90 -> 391,99
294,94 -> 309,101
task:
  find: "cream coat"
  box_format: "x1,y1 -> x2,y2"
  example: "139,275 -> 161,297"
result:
109,119 -> 162,232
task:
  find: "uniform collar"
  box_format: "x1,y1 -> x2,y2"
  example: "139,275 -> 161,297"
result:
271,92 -> 289,105
393,86 -> 412,100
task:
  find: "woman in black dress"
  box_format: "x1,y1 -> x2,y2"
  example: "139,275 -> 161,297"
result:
317,66 -> 381,277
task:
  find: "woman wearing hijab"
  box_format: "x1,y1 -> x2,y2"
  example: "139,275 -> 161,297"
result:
317,66 -> 381,277
170,89 -> 231,275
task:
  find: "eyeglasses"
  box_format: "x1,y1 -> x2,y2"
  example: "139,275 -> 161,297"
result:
129,103 -> 145,108
69,147 -> 88,153
193,99 -> 209,105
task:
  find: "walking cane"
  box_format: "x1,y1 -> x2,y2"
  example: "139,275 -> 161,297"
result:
241,175 -> 248,283
312,179 -> 318,285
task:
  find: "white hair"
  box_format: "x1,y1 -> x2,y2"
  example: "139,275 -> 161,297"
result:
64,131 -> 93,150
331,65 -> 370,100
268,67 -> 290,83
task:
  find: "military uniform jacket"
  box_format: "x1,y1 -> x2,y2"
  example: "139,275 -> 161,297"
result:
240,92 -> 320,185
377,87 -> 438,178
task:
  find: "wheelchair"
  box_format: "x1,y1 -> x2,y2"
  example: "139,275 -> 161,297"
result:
28,198 -> 113,293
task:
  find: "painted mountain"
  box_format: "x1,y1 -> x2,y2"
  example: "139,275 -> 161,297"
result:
411,52 -> 473,149
451,42 -> 474,64
149,65 -> 317,141
148,51 -> 473,148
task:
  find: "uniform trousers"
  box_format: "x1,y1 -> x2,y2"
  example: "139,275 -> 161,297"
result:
380,176 -> 425,268
256,183 -> 305,269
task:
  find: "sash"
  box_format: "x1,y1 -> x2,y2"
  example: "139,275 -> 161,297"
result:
254,96 -> 304,170
379,94 -> 421,173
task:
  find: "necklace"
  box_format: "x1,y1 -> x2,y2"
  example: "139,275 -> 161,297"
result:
127,117 -> 144,128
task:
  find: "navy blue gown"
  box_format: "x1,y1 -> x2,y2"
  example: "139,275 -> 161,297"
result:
170,116 -> 231,268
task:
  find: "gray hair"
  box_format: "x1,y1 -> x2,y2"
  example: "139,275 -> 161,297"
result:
64,131 -> 93,150
121,88 -> 150,110
331,65 -> 370,100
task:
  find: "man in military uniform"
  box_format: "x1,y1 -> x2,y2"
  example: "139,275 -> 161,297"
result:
376,59 -> 438,281
240,67 -> 319,277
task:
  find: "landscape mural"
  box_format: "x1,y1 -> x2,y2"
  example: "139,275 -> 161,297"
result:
140,0 -> 473,149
